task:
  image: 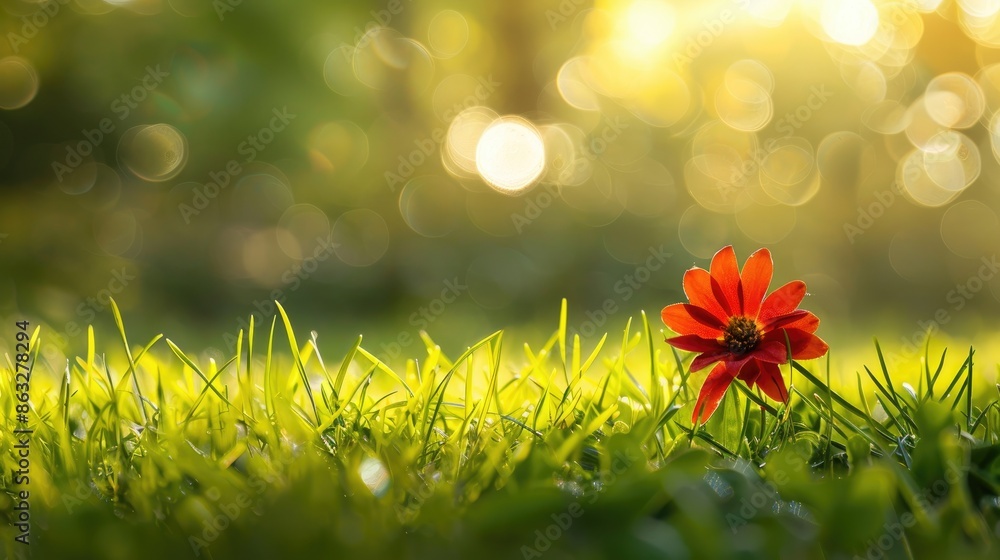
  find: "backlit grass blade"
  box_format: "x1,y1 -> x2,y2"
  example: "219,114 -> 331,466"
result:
791,387 -> 852,443
873,339 -> 901,410
940,351 -> 972,403
597,316 -> 630,410
356,346 -> 414,396
922,347 -> 949,403
732,380 -> 780,417
165,339 -> 248,425
275,301 -> 319,426
334,335 -> 363,399
558,298 -> 568,376
245,315 -> 258,423
792,361 -> 870,421
109,298 -> 150,423
556,405 -> 617,463
673,422 -> 738,458
641,309 -> 661,414
864,366 -> 917,433
424,331 -> 501,449
966,347 -> 974,432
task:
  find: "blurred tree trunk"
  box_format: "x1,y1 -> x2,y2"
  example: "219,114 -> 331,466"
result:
490,0 -> 541,114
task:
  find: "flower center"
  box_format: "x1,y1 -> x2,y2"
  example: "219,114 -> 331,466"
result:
723,316 -> 762,355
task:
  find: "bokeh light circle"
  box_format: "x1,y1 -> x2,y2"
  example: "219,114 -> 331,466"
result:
94,209 -> 140,257
820,0 -> 879,46
307,120 -> 369,177
332,209 -> 390,267
228,166 -> 295,224
324,47 -> 363,96
678,205 -> 733,258
277,204 -> 332,260
399,176 -> 464,237
475,117 -> 546,194
0,57 -> 39,110
117,123 -> 188,182
736,201 -> 796,244
816,131 -> 876,190
445,106 -> 499,177
940,200 -> 1000,259
922,131 -> 980,192
760,137 -> 820,206
897,149 -> 962,207
353,27 -> 435,92
427,10 -> 470,58
924,73 -> 985,129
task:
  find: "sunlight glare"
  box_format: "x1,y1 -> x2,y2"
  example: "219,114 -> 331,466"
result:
475,117 -> 546,194
821,0 -> 879,46
624,0 -> 676,48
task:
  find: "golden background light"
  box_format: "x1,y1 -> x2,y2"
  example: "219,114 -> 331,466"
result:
444,106 -> 498,176
474,117 -> 546,194
820,0 -> 880,46
10,0 -> 1000,356
623,0 -> 676,48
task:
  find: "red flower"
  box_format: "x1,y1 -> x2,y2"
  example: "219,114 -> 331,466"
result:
662,246 -> 828,423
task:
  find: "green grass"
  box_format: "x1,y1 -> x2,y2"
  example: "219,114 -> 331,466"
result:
2,299 -> 1000,560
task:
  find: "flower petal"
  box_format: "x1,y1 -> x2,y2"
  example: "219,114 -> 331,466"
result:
683,267 -> 730,323
758,280 -> 806,323
661,303 -> 725,338
754,361 -> 789,403
692,364 -> 730,424
763,310 -> 819,334
740,248 -> 772,318
709,246 -> 741,316
692,359 -> 746,424
666,334 -> 721,353
691,349 -> 730,372
764,328 -> 829,360
789,331 -> 829,360
750,340 -> 788,364
737,359 -> 761,384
